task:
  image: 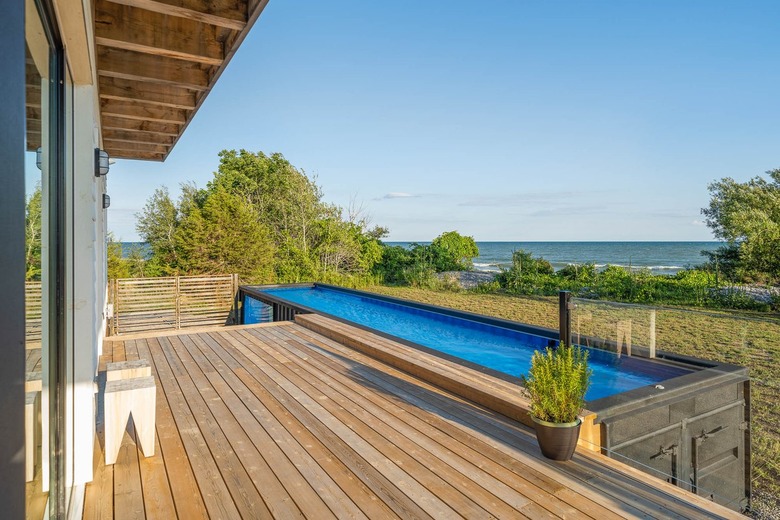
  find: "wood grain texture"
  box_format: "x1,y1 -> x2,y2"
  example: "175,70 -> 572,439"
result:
99,76 -> 198,110
95,0 -> 226,65
97,47 -> 210,91
82,324 -> 743,519
108,0 -> 247,31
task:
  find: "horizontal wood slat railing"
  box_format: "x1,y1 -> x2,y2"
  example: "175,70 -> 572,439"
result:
109,274 -> 239,336
25,281 -> 42,345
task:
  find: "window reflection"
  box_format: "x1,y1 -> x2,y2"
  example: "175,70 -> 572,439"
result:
24,0 -> 49,516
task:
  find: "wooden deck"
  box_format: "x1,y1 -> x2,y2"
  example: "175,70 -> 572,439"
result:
85,322 -> 744,519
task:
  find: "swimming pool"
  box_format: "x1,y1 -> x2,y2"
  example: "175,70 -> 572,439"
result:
244,285 -> 690,401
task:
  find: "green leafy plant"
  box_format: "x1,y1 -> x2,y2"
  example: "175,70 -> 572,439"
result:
521,344 -> 592,424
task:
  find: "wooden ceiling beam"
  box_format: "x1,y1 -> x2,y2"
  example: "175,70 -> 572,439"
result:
101,98 -> 189,124
103,140 -> 169,154
97,47 -> 210,91
95,0 -> 226,66
103,128 -> 176,145
107,0 -> 246,31
109,150 -> 167,162
102,115 -> 182,136
99,76 -> 198,110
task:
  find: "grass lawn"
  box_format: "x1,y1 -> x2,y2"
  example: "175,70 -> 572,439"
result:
365,285 -> 780,510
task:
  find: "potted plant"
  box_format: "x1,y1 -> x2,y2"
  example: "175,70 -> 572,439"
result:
521,343 -> 592,461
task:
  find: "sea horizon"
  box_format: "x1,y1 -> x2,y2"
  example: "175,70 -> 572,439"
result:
385,240 -> 723,275
121,240 -> 724,276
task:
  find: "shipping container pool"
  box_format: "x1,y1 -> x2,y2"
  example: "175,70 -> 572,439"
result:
240,283 -> 751,511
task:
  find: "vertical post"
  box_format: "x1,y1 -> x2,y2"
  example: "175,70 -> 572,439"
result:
649,309 -> 656,358
232,274 -> 239,325
175,276 -> 181,330
559,291 -> 572,347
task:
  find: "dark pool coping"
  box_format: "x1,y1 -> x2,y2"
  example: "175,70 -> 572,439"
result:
238,283 -> 749,420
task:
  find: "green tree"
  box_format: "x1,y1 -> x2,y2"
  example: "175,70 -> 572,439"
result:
176,186 -> 275,282
136,150 -> 385,284
136,187 -> 180,274
107,234 -> 130,279
25,184 -> 42,281
429,231 -> 480,271
702,169 -> 780,283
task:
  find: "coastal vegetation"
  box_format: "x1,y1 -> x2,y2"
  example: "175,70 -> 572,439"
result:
701,168 -> 780,285
129,150 -> 388,285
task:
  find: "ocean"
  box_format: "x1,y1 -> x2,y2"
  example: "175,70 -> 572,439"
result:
121,241 -> 723,276
386,241 -> 723,276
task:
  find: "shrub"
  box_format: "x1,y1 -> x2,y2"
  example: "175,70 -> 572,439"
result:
521,345 -> 592,424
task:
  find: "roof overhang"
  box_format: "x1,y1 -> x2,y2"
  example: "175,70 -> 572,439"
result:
94,0 -> 269,161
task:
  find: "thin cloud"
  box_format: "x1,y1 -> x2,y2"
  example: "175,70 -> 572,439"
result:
373,192 -> 421,201
458,191 -> 594,207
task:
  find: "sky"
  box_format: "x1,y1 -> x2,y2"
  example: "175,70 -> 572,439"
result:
106,1 -> 780,242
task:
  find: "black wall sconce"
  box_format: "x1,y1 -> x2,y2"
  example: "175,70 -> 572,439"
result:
95,148 -> 110,177
102,193 -> 111,209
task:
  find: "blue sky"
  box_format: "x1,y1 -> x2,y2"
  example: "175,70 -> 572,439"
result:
107,1 -> 780,242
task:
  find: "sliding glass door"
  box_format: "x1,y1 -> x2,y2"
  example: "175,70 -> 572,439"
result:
24,0 -> 74,515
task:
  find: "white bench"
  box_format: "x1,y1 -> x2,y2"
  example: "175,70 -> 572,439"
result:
25,391 -> 40,482
106,360 -> 152,381
104,375 -> 156,465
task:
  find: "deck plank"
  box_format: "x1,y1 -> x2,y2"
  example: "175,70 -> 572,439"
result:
173,333 -> 307,519
155,335 -> 272,519
134,338 -> 208,520
235,328 -> 500,519
113,423 -> 146,520
188,332 -> 368,520
199,330 -> 400,520
84,323 -> 744,520
213,329 -> 436,520
261,327 -> 572,515
145,337 -> 242,519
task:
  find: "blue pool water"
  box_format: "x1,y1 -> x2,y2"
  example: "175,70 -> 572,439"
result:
250,286 -> 690,401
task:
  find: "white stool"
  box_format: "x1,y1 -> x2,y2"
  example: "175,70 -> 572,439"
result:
106,360 -> 151,381
25,391 -> 41,482
104,376 -> 156,465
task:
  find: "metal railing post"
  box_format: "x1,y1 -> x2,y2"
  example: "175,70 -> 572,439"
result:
559,291 -> 572,347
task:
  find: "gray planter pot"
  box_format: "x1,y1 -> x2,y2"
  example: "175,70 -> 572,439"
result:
531,416 -> 582,461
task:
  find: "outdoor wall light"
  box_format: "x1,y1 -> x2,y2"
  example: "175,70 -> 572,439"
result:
95,148 -> 110,176
36,147 -> 42,170
102,193 -> 111,209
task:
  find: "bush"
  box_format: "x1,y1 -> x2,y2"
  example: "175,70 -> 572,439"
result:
402,264 -> 439,289
429,231 -> 479,271
521,344 -> 592,424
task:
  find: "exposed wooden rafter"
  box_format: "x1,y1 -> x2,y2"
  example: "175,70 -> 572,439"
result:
95,0 -> 270,161
107,0 -> 247,31
99,77 -> 198,110
102,115 -> 182,136
95,1 -> 225,65
97,47 -> 211,91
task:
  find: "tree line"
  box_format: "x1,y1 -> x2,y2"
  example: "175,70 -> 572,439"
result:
25,152 -> 780,308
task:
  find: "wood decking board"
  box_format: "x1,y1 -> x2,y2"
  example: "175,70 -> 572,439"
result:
87,323 -> 745,519
213,329 -> 438,520
256,326 -> 578,519
195,331 -> 399,520
185,332 -> 366,520
283,322 -> 710,520
134,339 -> 209,520
257,325 -> 603,519
232,328 -> 503,519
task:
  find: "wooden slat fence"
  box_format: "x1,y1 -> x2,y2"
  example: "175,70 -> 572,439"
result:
109,275 -> 239,336
25,281 -> 42,345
